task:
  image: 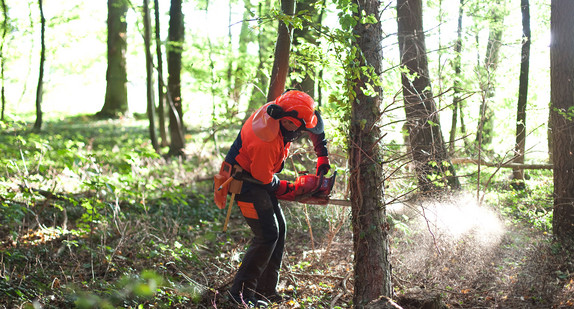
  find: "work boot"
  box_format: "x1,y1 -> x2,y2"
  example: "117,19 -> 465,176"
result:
228,291 -> 269,308
258,291 -> 287,304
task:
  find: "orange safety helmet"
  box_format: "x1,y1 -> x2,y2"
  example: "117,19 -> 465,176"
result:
267,90 -> 324,134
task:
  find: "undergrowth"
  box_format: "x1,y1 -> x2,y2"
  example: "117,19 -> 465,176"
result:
1,116 -> 570,308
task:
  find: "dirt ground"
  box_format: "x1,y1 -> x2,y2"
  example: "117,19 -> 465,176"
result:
203,195 -> 574,309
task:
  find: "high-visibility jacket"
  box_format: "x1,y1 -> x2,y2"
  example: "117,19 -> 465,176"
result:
225,104 -> 328,192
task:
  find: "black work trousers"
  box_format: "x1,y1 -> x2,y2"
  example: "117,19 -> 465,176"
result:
229,185 -> 286,299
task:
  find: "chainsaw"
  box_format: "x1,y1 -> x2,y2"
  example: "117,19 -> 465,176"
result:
285,171 -> 338,205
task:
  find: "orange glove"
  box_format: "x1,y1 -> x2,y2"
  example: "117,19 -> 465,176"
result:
316,156 -> 330,176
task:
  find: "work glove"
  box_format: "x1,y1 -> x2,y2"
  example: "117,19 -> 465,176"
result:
275,180 -> 296,201
316,156 -> 331,176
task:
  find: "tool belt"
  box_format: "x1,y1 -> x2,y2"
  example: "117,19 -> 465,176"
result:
213,162 -> 244,209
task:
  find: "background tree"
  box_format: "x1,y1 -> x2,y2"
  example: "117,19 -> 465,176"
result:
397,0 -> 459,193
245,0 -> 273,116
154,0 -> 168,147
475,0 -> 506,151
167,0 -> 185,156
33,0 -> 45,131
0,0 -> 7,121
550,0 -> 574,247
349,0 -> 391,305
99,0 -> 128,118
266,0 -> 295,101
448,0 -> 465,155
512,0 -> 531,186
291,0 -> 322,97
143,0 -> 158,152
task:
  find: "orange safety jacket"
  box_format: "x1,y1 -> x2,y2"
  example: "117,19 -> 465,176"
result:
225,103 -> 328,192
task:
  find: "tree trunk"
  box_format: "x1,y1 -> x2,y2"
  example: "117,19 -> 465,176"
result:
448,0 -> 464,155
154,0 -> 168,147
476,0 -> 505,150
167,0 -> 185,157
550,0 -> 574,248
350,0 -> 392,306
1,0 -> 7,121
143,0 -> 159,153
245,0 -> 272,119
266,0 -> 295,101
33,0 -> 45,131
99,0 -> 128,119
397,0 -> 460,193
291,0 -> 322,97
512,0 -> 531,185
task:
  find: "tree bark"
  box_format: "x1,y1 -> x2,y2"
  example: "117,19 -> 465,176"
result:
245,0 -> 272,119
266,0 -> 295,101
1,0 -> 7,121
154,0 -> 168,147
512,0 -> 531,184
476,0 -> 505,150
291,0 -> 322,97
143,0 -> 159,153
167,0 -> 185,156
448,0 -> 464,155
99,0 -> 128,118
350,0 -> 392,306
397,0 -> 460,193
550,0 -> 574,248
33,0 -> 45,131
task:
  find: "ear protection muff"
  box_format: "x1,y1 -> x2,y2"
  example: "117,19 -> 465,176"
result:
266,104 -> 300,121
266,104 -> 284,120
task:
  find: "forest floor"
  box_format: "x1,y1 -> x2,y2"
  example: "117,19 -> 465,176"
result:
201,194 -> 574,309
1,117 -> 573,308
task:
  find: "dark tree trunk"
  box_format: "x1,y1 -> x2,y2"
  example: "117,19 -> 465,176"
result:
154,0 -> 168,147
512,0 -> 531,185
167,0 -> 185,156
550,0 -> 574,247
143,0 -> 159,152
448,0 -> 464,155
350,0 -> 392,306
266,0 -> 295,101
397,0 -> 460,193
33,0 -> 45,131
99,0 -> 128,118
1,0 -> 7,121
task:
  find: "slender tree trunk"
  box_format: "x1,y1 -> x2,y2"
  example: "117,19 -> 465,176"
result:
0,0 -> 7,121
33,0 -> 45,131
154,0 -> 168,147
167,0 -> 185,156
232,0 -> 252,107
245,0 -> 271,119
99,0 -> 128,118
476,0 -> 505,150
350,0 -> 391,306
512,0 -> 531,185
143,0 -> 158,152
397,0 -> 460,193
550,0 -> 574,248
449,0 -> 464,155
291,0 -> 320,97
266,0 -> 295,101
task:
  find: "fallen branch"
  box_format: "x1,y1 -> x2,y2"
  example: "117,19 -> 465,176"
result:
451,158 -> 552,170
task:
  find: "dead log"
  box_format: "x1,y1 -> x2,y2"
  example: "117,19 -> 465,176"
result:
451,157 -> 552,170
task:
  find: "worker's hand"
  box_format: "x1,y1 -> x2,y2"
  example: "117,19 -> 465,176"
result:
276,180 -> 296,201
316,156 -> 331,176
